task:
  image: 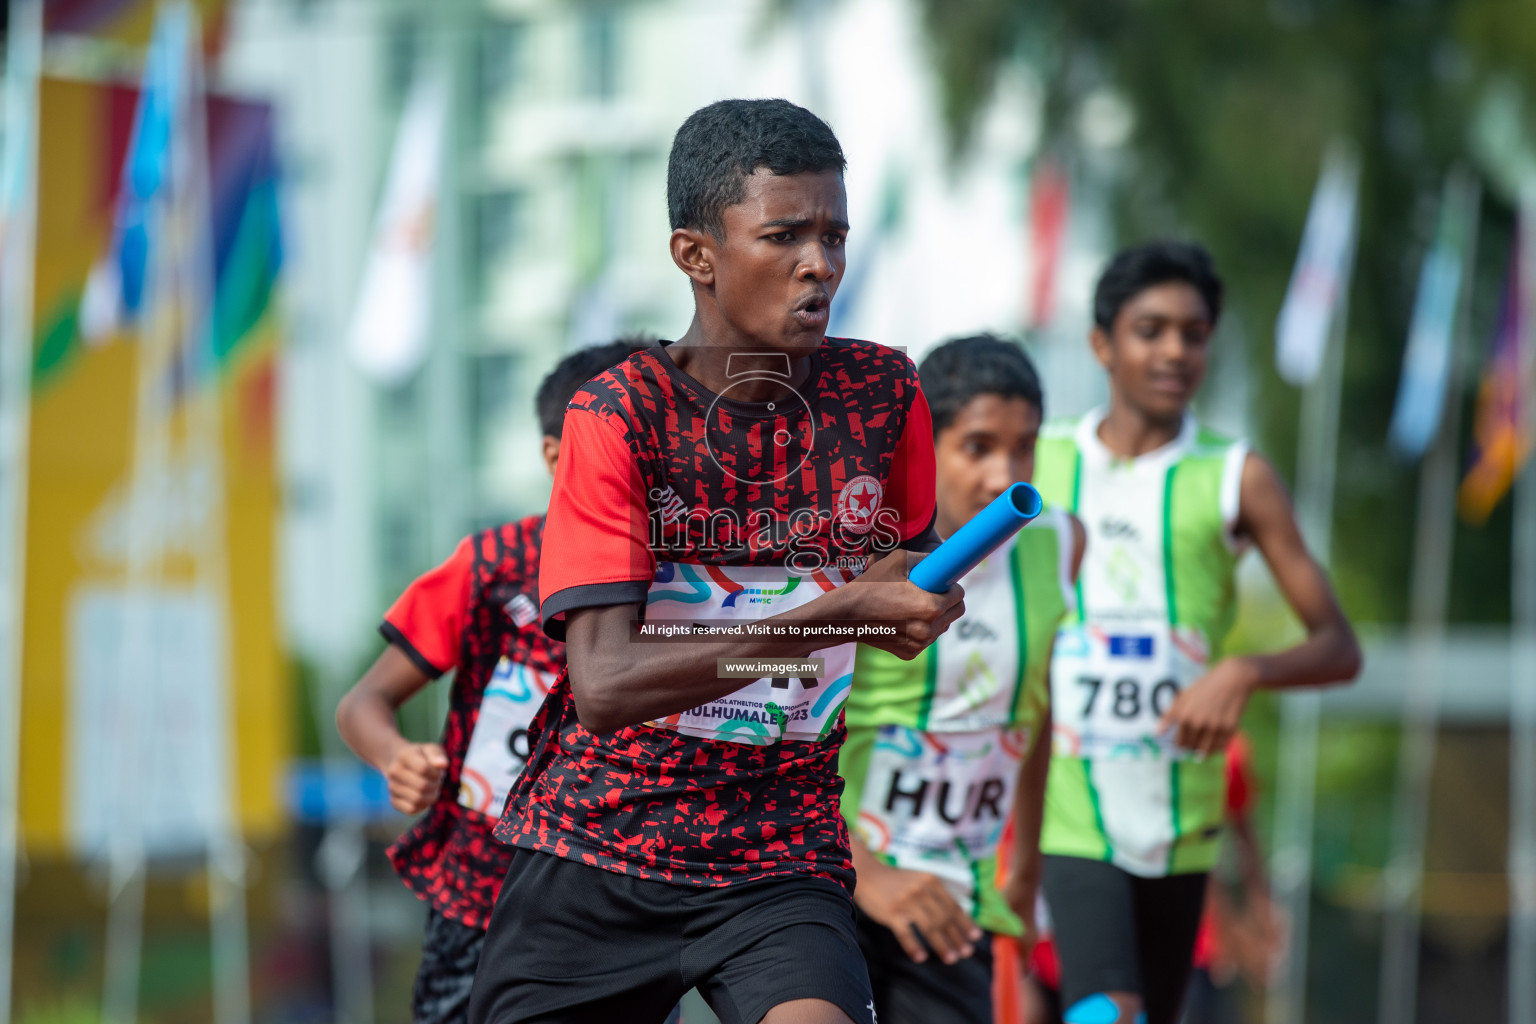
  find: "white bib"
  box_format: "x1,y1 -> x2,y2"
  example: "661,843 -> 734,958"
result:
1050,620 -> 1209,759
458,657 -> 555,816
855,724 -> 1030,903
643,562 -> 855,745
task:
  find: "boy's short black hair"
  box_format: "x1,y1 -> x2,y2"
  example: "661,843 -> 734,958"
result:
537,338 -> 655,438
918,334 -> 1044,436
1092,241 -> 1224,330
667,99 -> 846,239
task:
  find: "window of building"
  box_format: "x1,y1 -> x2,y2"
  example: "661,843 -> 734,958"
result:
578,5 -> 619,100
467,189 -> 526,305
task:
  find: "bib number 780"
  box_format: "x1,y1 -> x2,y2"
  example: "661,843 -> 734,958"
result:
1076,675 -> 1181,721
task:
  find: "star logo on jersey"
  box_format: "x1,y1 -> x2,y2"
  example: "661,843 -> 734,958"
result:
836,474 -> 884,534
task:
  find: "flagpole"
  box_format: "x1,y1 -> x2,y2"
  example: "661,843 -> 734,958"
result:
102,11 -> 191,1023
176,6 -> 252,1023
1510,449 -> 1536,1024
426,16 -> 470,726
0,4 -> 43,1023
1507,184 -> 1536,1024
1377,168 -> 1480,1024
1268,140 -> 1359,1024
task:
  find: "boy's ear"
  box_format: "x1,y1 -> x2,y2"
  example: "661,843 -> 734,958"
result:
1089,325 -> 1115,372
542,436 -> 561,478
670,226 -> 717,288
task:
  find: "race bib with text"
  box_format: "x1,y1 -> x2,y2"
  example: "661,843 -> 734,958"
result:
643,562 -> 856,745
458,657 -> 554,816
855,723 -> 1030,903
1050,620 -> 1209,760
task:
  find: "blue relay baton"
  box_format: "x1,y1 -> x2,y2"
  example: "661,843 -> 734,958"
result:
906,482 -> 1043,593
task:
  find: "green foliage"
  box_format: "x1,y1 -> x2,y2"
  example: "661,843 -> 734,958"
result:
917,0 -> 1536,625
16,999 -> 104,1024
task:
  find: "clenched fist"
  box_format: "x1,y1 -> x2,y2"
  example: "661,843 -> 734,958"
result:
384,742 -> 449,815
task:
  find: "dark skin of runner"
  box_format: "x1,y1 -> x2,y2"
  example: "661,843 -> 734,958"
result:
565,168 -> 965,1024
1084,280 -> 1362,1021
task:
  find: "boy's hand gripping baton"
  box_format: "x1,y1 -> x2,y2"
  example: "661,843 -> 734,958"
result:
906,483 -> 1044,594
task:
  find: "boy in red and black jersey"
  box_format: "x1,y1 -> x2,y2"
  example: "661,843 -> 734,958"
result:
468,100 -> 965,1024
336,341 -> 649,1024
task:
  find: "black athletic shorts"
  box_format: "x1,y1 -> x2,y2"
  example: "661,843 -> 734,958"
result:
855,910 -> 994,1024
467,848 -> 876,1024
413,908 -> 486,1024
1041,855 -> 1207,1024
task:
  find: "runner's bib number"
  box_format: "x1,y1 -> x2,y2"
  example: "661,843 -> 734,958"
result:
458,658 -> 553,816
855,724 -> 1030,903
643,562 -> 855,746
1050,620 -> 1208,760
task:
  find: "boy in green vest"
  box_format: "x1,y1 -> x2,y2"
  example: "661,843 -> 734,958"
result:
840,335 -> 1085,1024
1034,242 -> 1361,1024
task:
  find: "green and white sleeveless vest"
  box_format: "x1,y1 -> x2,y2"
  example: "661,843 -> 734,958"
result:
839,509 -> 1074,935
1035,411 -> 1248,877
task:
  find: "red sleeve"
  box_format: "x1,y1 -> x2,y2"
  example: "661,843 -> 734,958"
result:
380,537 -> 475,677
537,405 -> 655,640
886,382 -> 937,546
1225,732 -> 1255,818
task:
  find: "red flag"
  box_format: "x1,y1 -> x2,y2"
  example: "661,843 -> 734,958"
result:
1025,160 -> 1069,330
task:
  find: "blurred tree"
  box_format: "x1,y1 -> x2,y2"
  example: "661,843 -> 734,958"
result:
915,0 -> 1536,627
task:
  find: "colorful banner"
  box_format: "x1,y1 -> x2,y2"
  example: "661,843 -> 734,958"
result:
1276,142 -> 1360,386
1388,170 -> 1480,458
19,75 -> 285,856
1458,232 -> 1535,524
44,0 -> 229,53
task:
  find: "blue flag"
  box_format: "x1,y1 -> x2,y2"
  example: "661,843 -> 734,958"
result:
1388,170 -> 1480,458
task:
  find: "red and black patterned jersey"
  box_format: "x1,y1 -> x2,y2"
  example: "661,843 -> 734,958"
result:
494,338 -> 936,894
382,515 -> 563,929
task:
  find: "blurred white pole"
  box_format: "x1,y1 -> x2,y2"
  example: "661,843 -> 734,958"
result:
177,8 -> 252,1023
1377,170 -> 1480,1024
103,9 -> 192,1023
1267,149 -> 1358,1024
425,9 -> 471,726
1508,185 -> 1536,1024
1510,469 -> 1536,1024
0,4 -> 42,1023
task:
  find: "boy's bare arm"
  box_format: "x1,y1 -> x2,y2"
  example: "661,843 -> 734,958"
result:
565,549 -> 965,734
1235,452 -> 1363,688
1159,453 -> 1362,754
1003,701 -> 1052,951
335,645 -> 447,814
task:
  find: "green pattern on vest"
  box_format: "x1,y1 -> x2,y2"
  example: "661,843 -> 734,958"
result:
1035,414 -> 1246,877
840,511 -> 1071,933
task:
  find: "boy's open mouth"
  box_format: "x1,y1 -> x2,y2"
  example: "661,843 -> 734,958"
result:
793,293 -> 830,328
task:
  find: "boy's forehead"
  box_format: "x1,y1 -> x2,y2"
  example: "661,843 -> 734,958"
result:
727,168 -> 848,223
1120,281 -> 1212,322
946,393 -> 1043,435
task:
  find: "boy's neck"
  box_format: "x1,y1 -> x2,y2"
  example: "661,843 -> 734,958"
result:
933,507 -> 959,541
1096,402 -> 1188,459
669,315 -> 817,401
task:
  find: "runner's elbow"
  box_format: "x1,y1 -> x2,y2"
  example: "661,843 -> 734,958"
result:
1336,631 -> 1364,683
568,671 -> 630,735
